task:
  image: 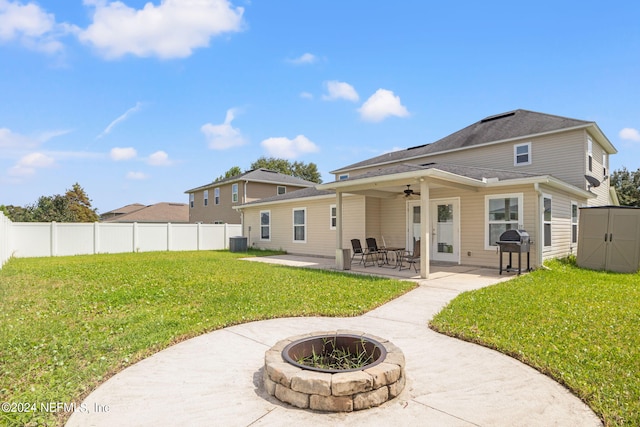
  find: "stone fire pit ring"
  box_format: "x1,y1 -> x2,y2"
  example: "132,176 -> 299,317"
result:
263,330 -> 406,412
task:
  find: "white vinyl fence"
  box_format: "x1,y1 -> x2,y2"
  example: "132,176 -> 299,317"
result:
0,216 -> 242,269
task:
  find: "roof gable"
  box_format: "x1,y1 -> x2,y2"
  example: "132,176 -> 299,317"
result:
185,168 -> 316,193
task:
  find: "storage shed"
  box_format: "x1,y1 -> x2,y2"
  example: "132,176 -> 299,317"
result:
577,206 -> 640,273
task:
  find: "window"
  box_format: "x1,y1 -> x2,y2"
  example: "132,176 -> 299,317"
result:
214,188 -> 220,205
514,142 -> 531,166
329,205 -> 337,229
277,186 -> 286,195
571,202 -> 579,244
603,153 -> 608,178
293,208 -> 306,242
189,193 -> 194,208
587,137 -> 593,172
486,194 -> 523,248
338,174 -> 349,181
260,210 -> 270,241
203,190 -> 208,206
232,183 -> 239,203
543,195 -> 552,247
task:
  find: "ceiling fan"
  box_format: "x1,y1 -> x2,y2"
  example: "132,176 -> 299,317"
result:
403,184 -> 420,197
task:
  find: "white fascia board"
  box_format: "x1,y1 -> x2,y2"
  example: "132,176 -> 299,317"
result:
233,193 -> 336,210
485,175 -> 595,199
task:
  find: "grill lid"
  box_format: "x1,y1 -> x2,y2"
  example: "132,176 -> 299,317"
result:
498,229 -> 529,241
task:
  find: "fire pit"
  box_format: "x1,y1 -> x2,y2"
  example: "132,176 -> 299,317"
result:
263,331 -> 406,412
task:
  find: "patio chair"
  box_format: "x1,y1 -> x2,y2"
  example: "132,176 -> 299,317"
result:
350,239 -> 376,267
366,237 -> 387,266
399,239 -> 420,272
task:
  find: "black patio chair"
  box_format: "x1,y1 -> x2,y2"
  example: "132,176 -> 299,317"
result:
351,239 -> 376,267
399,239 -> 420,272
365,237 -> 387,266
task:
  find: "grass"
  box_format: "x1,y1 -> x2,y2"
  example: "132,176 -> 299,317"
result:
430,258 -> 640,427
0,250 -> 416,426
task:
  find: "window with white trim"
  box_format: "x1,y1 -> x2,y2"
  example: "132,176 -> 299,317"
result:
329,204 -> 337,229
338,174 -> 349,181
293,208 -> 306,242
571,202 -> 578,244
277,186 -> 286,195
232,183 -> 239,203
587,137 -> 593,172
260,210 -> 270,241
214,188 -> 220,205
486,194 -> 523,248
189,193 -> 194,208
543,195 -> 552,247
514,142 -> 531,166
603,152 -> 608,178
203,190 -> 208,206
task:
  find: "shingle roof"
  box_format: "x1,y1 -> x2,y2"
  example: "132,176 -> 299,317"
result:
101,203 -> 146,216
185,169 -> 316,193
237,186 -> 335,207
333,109 -> 594,172
101,202 -> 189,223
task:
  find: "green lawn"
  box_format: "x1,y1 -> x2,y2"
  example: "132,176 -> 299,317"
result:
430,258 -> 640,427
0,250 -> 416,426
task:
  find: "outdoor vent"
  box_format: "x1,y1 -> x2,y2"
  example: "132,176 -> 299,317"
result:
481,111 -> 516,123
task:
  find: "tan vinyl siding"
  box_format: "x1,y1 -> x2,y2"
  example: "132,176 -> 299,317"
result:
586,132 -> 613,206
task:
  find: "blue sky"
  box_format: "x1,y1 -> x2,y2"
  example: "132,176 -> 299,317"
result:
1,0 -> 640,213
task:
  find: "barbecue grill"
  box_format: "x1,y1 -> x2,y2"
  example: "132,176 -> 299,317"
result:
496,229 -> 531,275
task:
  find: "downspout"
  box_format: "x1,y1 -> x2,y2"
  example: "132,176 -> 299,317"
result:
534,183 -> 543,269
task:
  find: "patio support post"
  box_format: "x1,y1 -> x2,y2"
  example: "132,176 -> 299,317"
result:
335,190 -> 346,269
420,180 -> 430,279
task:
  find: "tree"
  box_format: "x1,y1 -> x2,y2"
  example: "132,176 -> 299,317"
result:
0,204 -> 32,222
65,182 -> 99,222
215,166 -> 243,182
250,156 -> 322,183
611,167 -> 640,207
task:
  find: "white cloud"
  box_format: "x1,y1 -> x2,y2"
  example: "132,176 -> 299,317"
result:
300,92 -> 313,100
619,127 -> 640,142
322,81 -> 359,102
126,171 -> 148,180
0,127 -> 36,148
110,147 -> 137,161
147,150 -> 172,166
261,135 -> 319,159
201,108 -> 246,150
7,152 -> 55,176
98,102 -> 142,139
358,89 -> 410,122
287,52 -> 317,65
79,0 -> 244,59
0,0 -> 70,54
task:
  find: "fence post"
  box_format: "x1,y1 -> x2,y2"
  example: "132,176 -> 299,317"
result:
93,222 -> 99,254
132,222 -> 138,252
50,221 -> 57,257
197,222 -> 201,251
167,222 -> 172,251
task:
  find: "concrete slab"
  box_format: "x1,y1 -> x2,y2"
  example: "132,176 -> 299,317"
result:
66,260 -> 602,427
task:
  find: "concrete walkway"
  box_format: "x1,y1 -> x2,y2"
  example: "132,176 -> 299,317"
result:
66,258 -> 602,427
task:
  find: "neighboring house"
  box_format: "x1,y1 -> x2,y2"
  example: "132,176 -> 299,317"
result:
184,168 -> 316,224
235,110 -> 619,278
100,202 -> 189,223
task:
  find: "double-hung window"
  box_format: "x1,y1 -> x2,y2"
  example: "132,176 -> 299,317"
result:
514,142 -> 531,166
486,194 -> 523,249
587,137 -> 593,172
571,202 -> 579,244
203,190 -> 208,206
277,186 -> 286,195
260,210 -> 270,241
543,195 -> 552,247
293,208 -> 306,242
232,183 -> 239,203
214,188 -> 220,205
189,193 -> 194,208
329,205 -> 337,229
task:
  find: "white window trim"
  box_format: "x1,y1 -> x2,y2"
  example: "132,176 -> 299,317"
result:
203,190 -> 208,206
260,210 -> 271,241
542,194 -> 552,249
329,204 -> 337,230
485,193 -> 524,250
232,183 -> 239,203
214,188 -> 220,205
338,173 -> 349,181
292,207 -> 306,243
514,142 -> 532,166
277,186 -> 286,195
189,193 -> 194,208
571,201 -> 579,245
602,152 -> 608,178
587,136 -> 593,172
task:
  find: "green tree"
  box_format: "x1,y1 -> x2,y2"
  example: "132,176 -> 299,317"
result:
65,182 -> 99,222
611,167 -> 640,207
29,194 -> 75,222
0,204 -> 32,222
3,183 -> 98,222
215,166 -> 243,182
250,156 -> 322,183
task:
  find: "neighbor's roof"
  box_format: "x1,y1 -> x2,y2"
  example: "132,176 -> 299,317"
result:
100,203 -> 146,216
101,202 -> 189,223
333,109 -> 617,173
185,168 -> 316,193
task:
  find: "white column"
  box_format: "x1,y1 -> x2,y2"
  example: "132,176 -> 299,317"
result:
420,180 -> 430,279
335,191 -> 345,269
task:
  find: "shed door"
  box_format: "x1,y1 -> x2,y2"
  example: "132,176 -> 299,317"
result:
607,209 -> 640,273
577,209 -> 609,270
